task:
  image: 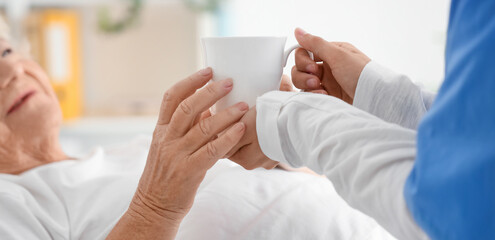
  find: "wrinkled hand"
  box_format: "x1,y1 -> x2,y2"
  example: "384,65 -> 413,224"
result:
225,75 -> 294,170
292,28 -> 371,104
130,68 -> 249,224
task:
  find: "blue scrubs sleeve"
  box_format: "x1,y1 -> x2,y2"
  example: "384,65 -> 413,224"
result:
404,0 -> 495,239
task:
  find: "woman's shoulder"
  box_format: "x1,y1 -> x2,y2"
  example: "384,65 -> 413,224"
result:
0,174 -> 53,204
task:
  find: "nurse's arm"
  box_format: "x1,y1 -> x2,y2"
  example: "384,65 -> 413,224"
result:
255,91 -> 428,240
353,61 -> 435,130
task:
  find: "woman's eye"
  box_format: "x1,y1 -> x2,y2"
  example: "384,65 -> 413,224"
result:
2,48 -> 12,57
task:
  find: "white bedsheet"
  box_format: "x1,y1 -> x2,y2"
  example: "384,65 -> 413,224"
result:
180,160 -> 395,240
0,136 -> 395,239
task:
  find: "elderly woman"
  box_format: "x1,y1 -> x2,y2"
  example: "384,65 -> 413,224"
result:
0,21 -> 393,239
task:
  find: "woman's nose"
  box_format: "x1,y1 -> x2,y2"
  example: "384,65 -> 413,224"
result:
0,60 -> 23,89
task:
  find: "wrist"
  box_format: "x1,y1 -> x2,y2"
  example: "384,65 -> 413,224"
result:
129,190 -> 186,226
108,194 -> 184,240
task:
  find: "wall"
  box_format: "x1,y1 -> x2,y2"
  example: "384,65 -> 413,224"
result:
81,2 -> 200,116
220,0 -> 450,91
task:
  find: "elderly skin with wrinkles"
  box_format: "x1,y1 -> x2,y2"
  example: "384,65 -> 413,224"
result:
0,37 -> 252,239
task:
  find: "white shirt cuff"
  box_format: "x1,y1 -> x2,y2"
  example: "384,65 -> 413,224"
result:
353,61 -> 394,112
256,91 -> 300,165
352,61 -> 429,130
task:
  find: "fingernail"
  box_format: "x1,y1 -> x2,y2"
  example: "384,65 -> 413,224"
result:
199,67 -> 212,76
295,28 -> 307,37
223,79 -> 233,88
307,78 -> 318,88
236,102 -> 249,111
234,122 -> 245,131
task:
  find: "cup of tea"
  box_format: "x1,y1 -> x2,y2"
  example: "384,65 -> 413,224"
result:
202,37 -> 300,113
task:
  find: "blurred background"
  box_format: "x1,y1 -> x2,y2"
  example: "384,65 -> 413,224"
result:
0,0 -> 450,154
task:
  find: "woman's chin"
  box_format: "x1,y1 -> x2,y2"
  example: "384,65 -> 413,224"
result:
7,101 -> 62,136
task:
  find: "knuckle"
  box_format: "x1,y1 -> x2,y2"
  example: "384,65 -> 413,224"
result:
344,42 -> 353,47
152,128 -> 161,138
332,42 -> 345,51
153,125 -> 167,137
198,119 -> 211,136
338,42 -> 352,49
179,99 -> 193,115
162,91 -> 174,104
339,42 -> 353,52
165,125 -> 179,137
205,83 -> 217,96
206,142 -> 219,158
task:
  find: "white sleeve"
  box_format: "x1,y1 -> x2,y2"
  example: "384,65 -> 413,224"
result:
0,194 -> 53,239
353,61 -> 436,130
256,91 -> 428,240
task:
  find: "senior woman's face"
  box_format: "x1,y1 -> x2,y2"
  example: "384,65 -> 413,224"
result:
0,39 -> 62,140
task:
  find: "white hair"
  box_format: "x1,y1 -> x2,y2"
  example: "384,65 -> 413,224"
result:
0,16 -> 11,41
0,15 -> 31,55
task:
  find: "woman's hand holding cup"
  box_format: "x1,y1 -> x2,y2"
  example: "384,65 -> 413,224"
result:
110,68 -> 249,239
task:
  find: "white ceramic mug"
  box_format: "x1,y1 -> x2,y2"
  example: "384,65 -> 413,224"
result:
202,37 -> 300,113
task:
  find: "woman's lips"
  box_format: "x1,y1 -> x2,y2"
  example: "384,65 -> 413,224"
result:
7,90 -> 37,115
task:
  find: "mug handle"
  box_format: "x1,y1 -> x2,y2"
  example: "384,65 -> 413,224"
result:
283,44 -> 314,67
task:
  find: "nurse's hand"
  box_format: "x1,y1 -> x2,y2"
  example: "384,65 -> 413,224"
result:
292,28 -> 371,104
226,106 -> 279,170
108,68 -> 248,240
225,76 -> 294,170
